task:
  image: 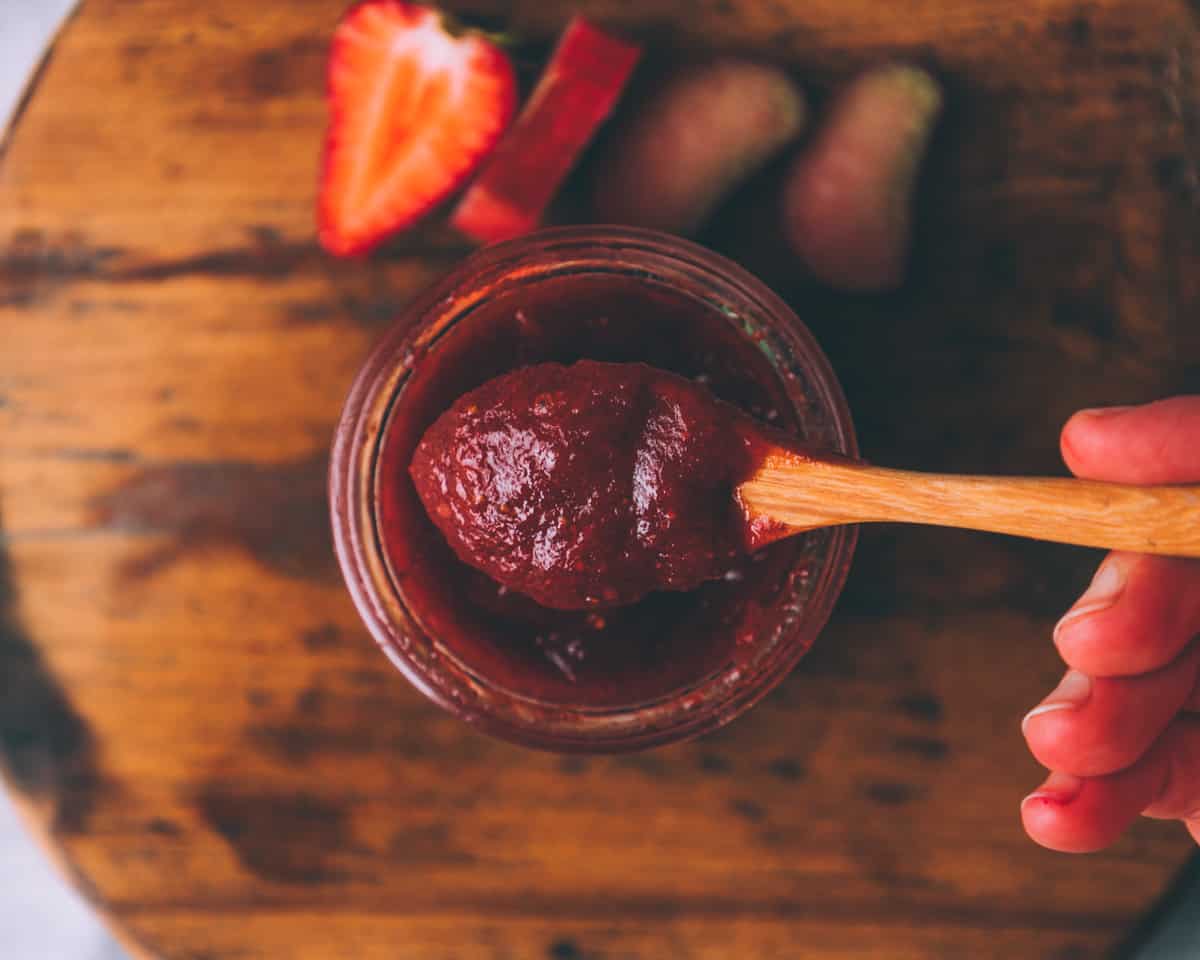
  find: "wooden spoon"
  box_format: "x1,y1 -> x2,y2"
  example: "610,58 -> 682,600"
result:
737,447 -> 1200,556
411,359 -> 1200,611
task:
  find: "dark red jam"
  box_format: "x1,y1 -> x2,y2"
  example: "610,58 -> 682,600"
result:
375,273 -> 805,707
411,360 -> 769,609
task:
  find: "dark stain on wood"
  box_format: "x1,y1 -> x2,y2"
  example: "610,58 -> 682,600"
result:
340,296 -> 414,330
730,798 -> 766,823
3,226 -> 468,320
1051,294 -> 1117,338
343,667 -> 389,690
834,535 -> 904,620
697,751 -> 731,775
122,41 -> 153,61
118,231 -> 311,284
46,447 -> 138,464
120,41 -> 153,83
309,286 -> 411,331
766,757 -> 806,781
891,736 -> 950,760
0,229 -> 308,296
146,817 -> 182,837
244,701 -> 414,765
300,623 -> 341,651
1,230 -> 125,307
1155,153 -> 1188,192
557,755 -> 590,775
1174,362 -> 1200,394
247,723 -> 322,764
1,290 -> 35,309
612,753 -> 668,778
284,300 -> 340,326
388,822 -> 477,865
1054,13 -> 1094,48
841,525 -> 1088,623
989,541 -> 1090,619
246,679 -> 439,765
893,693 -> 943,724
89,453 -> 335,582
548,938 -> 583,960
238,38 -> 326,101
197,787 -> 351,885
0,514 -> 102,833
864,782 -> 918,806
295,687 -> 325,715
68,298 -> 144,316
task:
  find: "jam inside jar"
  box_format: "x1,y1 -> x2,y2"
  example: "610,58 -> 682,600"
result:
331,227 -> 857,751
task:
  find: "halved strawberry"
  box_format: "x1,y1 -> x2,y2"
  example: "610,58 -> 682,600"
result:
450,17 -> 642,245
318,1 -> 517,256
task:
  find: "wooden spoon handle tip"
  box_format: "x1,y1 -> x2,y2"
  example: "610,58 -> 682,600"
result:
740,453 -> 1200,557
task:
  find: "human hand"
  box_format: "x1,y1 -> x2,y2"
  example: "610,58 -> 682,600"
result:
1021,398 -> 1200,852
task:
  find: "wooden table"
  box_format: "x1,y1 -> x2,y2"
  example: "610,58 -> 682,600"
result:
2,1 -> 1199,957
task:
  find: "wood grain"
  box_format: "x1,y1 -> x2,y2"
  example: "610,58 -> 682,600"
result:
2,0 -> 1199,958
741,452 -> 1200,554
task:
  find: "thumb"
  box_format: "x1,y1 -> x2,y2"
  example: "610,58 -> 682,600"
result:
1061,397 -> 1200,485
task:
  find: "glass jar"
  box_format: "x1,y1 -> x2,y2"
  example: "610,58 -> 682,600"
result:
330,226 -> 857,752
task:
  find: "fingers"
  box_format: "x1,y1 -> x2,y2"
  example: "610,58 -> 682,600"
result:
1061,397 -> 1200,484
1022,643 -> 1200,777
1023,716 -> 1200,853
1021,769 -> 1152,853
1029,398 -> 1200,850
1053,552 -> 1200,677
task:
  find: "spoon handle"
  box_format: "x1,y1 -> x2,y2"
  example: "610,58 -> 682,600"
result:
740,451 -> 1200,556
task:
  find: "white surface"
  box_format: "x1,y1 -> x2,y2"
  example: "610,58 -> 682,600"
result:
0,790 -> 126,960
0,0 -> 77,135
3,10 -> 127,960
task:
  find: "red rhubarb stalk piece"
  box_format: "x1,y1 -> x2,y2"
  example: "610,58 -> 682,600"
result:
594,59 -> 807,236
781,64 -> 943,291
450,16 -> 642,245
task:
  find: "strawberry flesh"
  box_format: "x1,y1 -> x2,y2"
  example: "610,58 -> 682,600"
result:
319,1 -> 517,256
451,17 -> 641,245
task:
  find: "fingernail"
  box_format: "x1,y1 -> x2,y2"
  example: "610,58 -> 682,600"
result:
1022,770 -> 1083,808
1054,560 -> 1127,640
1022,670 -> 1091,733
1074,405 -> 1134,419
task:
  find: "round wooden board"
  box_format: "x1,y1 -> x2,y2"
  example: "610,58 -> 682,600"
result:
3,1 -> 1200,958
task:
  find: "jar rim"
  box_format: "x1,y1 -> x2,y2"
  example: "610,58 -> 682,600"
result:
330,226 -> 858,752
